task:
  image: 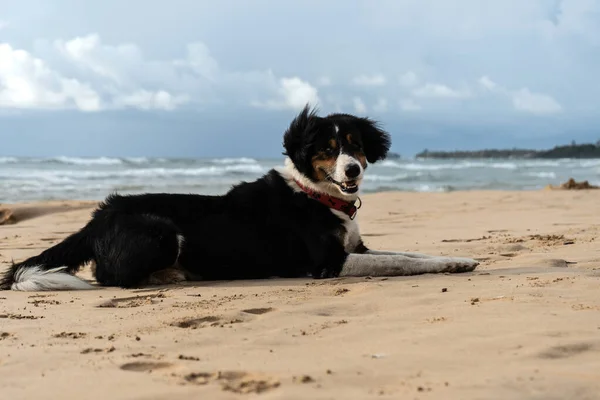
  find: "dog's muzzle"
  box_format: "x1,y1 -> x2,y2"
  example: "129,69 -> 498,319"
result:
327,176 -> 359,194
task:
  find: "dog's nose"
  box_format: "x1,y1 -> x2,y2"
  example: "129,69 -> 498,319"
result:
345,164 -> 361,179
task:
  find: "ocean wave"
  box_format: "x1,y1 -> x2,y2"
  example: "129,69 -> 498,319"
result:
50,156 -> 125,166
578,160 -> 600,168
0,164 -> 266,181
0,157 -> 19,164
364,173 -> 410,182
414,184 -> 449,192
379,161 -> 519,171
211,157 -> 258,165
519,161 -> 563,168
378,160 -> 586,171
28,156 -> 175,166
364,183 -> 448,192
379,160 -> 404,168
123,157 -> 150,164
525,172 -> 557,179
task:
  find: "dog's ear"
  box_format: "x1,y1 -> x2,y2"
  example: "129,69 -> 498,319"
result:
282,104 -> 320,164
351,117 -> 391,163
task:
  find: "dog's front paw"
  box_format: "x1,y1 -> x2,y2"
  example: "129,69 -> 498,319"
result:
312,266 -> 341,279
441,257 -> 479,273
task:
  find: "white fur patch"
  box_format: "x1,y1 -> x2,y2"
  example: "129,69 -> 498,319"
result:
333,153 -> 363,185
176,234 -> 185,259
339,254 -> 479,277
330,209 -> 362,252
11,265 -> 95,291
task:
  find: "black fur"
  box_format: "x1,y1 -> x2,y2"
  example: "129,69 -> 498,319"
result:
326,113 -> 391,163
0,105 -> 391,290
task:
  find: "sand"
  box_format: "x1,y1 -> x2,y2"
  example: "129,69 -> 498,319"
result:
1,190 -> 600,399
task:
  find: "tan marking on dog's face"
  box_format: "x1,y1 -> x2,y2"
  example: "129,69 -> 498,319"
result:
329,138 -> 338,149
311,152 -> 336,181
340,131 -> 367,169
356,152 -> 367,169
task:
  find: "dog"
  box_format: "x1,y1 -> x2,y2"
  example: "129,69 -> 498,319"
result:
0,105 -> 479,291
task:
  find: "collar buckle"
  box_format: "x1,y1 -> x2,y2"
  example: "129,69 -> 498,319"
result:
348,197 -> 361,220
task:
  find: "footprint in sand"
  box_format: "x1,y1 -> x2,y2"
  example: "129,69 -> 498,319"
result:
532,258 -> 574,268
81,346 -> 116,354
538,342 -> 595,359
171,316 -> 222,329
184,370 -> 280,394
96,293 -> 167,308
172,311 -> 257,328
120,361 -> 174,372
120,360 -> 280,394
53,332 -> 87,339
496,244 -> 530,257
0,313 -> 43,320
242,307 -> 275,315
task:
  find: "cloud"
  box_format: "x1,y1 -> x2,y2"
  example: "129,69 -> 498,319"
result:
181,42 -> 220,81
399,98 -> 422,112
2,33 -> 322,112
53,34 -> 192,110
0,43 -> 101,111
277,77 -> 320,110
352,74 -> 386,86
412,83 -> 471,99
478,75 -> 562,114
512,88 -> 562,114
0,34 -> 191,111
353,97 -> 367,113
478,76 -> 498,91
56,34 -> 131,83
113,90 -> 189,111
252,77 -> 320,111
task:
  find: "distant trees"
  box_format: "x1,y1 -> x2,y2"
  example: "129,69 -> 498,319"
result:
416,140 -> 600,159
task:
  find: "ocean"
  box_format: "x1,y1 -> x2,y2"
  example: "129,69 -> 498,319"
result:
1,156 -> 599,203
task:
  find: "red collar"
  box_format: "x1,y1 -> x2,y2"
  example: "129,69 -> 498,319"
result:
293,179 -> 361,219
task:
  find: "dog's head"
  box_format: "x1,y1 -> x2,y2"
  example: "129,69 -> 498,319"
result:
283,104 -> 391,196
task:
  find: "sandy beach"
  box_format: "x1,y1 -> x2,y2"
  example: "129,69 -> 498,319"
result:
1,190 -> 599,400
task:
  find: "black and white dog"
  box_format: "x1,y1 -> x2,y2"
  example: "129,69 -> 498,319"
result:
0,105 -> 478,291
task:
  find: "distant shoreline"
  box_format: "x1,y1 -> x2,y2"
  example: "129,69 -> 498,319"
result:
415,141 -> 600,159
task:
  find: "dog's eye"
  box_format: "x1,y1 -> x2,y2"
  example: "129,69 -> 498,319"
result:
324,147 -> 334,155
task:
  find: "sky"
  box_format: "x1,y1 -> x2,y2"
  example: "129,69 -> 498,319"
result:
1,0 -> 600,158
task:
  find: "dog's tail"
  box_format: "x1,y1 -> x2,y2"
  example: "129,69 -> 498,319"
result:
0,224 -> 96,291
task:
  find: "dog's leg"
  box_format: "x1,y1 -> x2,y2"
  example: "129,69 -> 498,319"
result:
339,254 -> 478,277
364,249 -> 439,259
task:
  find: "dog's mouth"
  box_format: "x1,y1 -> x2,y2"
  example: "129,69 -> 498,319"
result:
327,177 -> 359,194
